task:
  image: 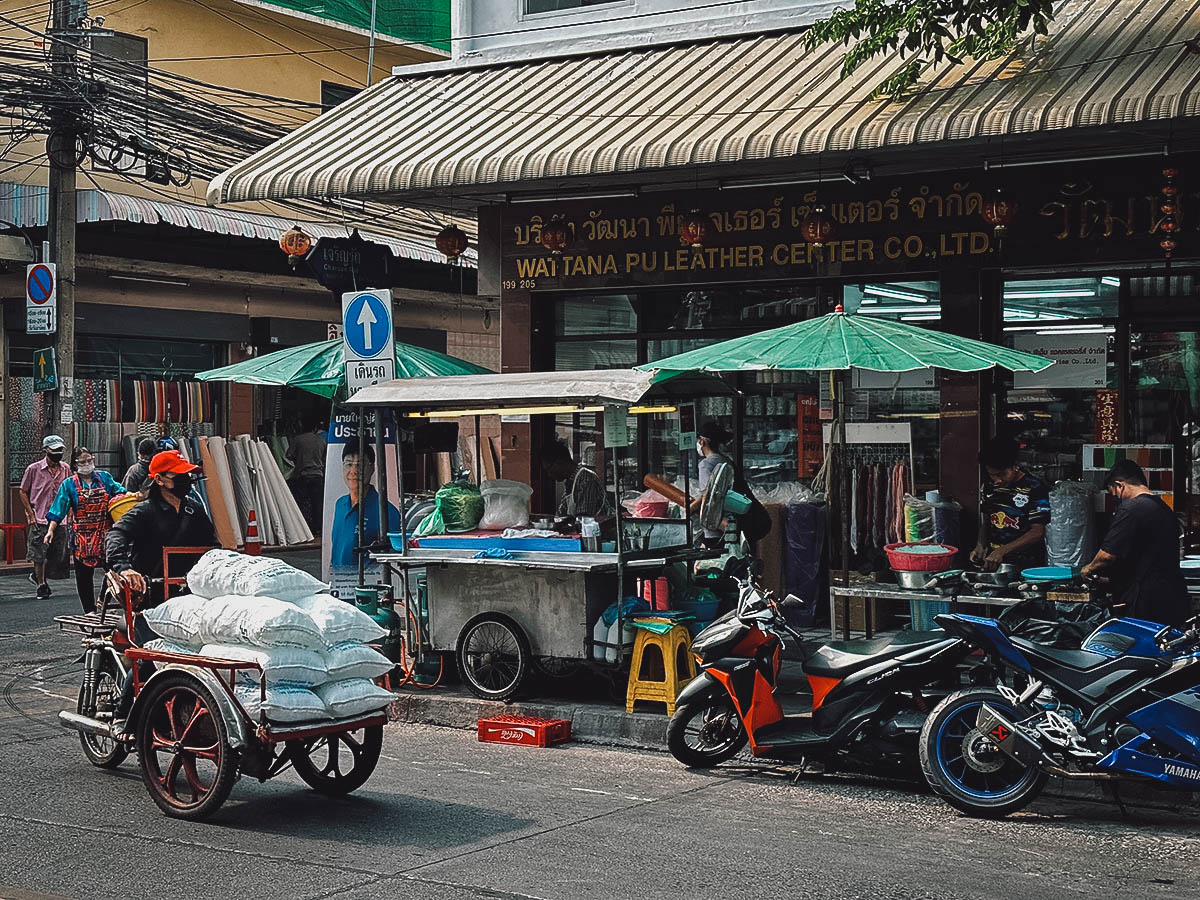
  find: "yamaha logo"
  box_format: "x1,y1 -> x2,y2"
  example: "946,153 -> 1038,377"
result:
1163,762 -> 1200,782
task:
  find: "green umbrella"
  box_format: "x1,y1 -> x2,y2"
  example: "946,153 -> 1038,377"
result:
196,338 -> 492,399
637,307 -> 1054,375
637,307 -> 1054,603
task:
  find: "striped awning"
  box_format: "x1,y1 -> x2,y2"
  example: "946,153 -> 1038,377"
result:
0,183 -> 475,265
209,0 -> 1200,206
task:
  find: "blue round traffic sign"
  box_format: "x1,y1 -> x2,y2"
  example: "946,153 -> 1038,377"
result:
27,264 -> 53,304
343,292 -> 391,359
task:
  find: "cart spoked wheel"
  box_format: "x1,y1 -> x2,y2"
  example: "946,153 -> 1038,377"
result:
289,724 -> 383,796
533,656 -> 583,680
136,673 -> 238,820
78,659 -> 128,769
456,612 -> 531,701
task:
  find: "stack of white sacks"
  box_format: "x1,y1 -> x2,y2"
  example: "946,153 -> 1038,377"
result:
142,550 -> 396,723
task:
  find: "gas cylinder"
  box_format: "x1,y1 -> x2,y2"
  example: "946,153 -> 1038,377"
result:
375,592 -> 404,663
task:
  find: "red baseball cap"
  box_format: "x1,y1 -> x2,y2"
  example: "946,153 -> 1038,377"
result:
149,450 -> 201,477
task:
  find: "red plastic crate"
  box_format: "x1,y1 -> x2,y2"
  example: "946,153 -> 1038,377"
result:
477,714 -> 571,748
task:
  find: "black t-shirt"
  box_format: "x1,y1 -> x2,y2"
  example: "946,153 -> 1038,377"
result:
1101,493 -> 1189,627
980,471 -> 1051,565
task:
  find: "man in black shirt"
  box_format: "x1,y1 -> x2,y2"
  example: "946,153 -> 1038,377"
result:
1081,459 -> 1189,626
107,450 -> 217,617
972,437 -> 1051,571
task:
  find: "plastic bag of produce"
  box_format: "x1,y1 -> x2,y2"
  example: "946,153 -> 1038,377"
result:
415,480 -> 484,536
186,549 -> 327,602
322,642 -> 394,681
903,495 -> 934,542
315,678 -> 396,718
292,594 -> 387,644
233,683 -> 329,723
1046,481 -> 1096,568
199,643 -> 328,686
478,479 -> 532,530
196,595 -> 325,649
142,595 -> 209,646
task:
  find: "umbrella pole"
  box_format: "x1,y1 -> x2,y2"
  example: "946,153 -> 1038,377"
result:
838,371 -> 850,589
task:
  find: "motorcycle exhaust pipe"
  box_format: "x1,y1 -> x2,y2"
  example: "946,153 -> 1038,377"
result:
977,703 -> 1043,767
59,710 -> 115,739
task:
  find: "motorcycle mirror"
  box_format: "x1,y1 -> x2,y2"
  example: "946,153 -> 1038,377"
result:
781,594 -> 805,610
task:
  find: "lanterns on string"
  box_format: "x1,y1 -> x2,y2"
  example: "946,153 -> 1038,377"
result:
278,225 -> 312,260
800,204 -> 836,247
1159,167 -> 1179,259
540,214 -> 571,255
677,209 -> 708,248
980,189 -> 1017,237
435,224 -> 469,263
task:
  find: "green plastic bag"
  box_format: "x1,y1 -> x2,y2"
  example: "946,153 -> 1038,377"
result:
415,480 -> 484,536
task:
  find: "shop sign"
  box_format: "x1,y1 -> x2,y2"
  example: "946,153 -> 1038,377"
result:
796,396 -> 823,478
1095,389 -> 1120,443
1012,334 -> 1108,389
603,404 -> 629,448
308,233 -> 392,291
499,158 -> 1197,292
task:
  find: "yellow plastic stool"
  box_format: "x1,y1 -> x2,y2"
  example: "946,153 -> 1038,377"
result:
625,624 -> 696,715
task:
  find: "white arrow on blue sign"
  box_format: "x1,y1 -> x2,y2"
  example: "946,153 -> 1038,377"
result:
341,289 -> 396,396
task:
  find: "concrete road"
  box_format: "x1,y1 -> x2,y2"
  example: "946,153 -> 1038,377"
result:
2,580 -> 1199,900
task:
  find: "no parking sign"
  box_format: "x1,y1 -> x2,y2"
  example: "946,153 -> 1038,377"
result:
26,263 -> 56,334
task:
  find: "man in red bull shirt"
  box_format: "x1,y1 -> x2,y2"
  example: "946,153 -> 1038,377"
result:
971,437 -> 1050,571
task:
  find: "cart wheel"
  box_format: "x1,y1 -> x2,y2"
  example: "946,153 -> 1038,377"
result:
456,612 -> 531,701
77,658 -> 129,769
289,724 -> 383,796
136,673 -> 238,820
533,656 -> 582,680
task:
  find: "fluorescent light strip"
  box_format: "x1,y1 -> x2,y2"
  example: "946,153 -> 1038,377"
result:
900,314 -> 942,321
1101,276 -> 1121,287
1003,310 -> 1071,321
1002,289 -> 1097,299
1004,324 -> 1114,334
407,404 -> 676,418
863,286 -> 928,303
857,305 -> 942,315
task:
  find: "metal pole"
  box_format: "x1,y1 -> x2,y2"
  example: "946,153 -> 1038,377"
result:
474,414 -> 483,484
838,371 -> 850,589
366,0 -> 378,86
682,445 -> 692,548
611,444 -> 624,663
375,407 -> 387,560
356,408 -> 367,585
47,0 -> 76,435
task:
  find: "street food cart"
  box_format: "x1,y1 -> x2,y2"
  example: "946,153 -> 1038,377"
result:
347,368 -> 731,700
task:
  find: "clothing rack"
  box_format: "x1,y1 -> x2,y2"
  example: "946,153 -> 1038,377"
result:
821,422 -> 915,494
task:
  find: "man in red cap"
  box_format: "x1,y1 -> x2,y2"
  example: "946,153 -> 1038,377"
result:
107,449 -> 217,617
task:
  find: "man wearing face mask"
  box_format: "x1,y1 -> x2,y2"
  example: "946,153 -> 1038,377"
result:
106,450 -> 217,616
1081,459 -> 1189,626
20,434 -> 72,599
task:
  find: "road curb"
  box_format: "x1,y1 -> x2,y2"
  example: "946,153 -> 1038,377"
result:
388,689 -> 1200,813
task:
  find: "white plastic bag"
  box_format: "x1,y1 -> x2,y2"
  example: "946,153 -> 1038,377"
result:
315,678 -> 396,718
186,549 -> 327,602
142,595 -> 209,645
196,595 -> 325,649
199,643 -> 328,686
233,683 -> 329,723
478,479 -> 533,530
1047,481 -> 1097,568
292,594 -> 387,644
322,642 -> 394,681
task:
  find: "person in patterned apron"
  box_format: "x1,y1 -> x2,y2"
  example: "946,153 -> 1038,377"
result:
45,447 -> 127,613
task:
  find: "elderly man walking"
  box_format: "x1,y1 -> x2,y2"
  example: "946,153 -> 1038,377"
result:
20,434 -> 72,599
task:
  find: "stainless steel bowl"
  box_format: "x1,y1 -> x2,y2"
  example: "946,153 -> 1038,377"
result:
893,570 -> 932,590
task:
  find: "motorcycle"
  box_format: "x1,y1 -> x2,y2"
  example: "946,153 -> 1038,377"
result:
921,608 -> 1200,818
666,572 -> 974,772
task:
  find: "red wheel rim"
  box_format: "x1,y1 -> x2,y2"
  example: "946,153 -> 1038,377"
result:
144,686 -> 222,810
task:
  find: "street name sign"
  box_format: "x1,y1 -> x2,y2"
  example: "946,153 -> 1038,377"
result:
33,346 -> 57,392
26,262 -> 56,334
341,289 -> 395,396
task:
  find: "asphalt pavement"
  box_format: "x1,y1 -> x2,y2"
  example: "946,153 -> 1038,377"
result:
3,570 -> 1200,900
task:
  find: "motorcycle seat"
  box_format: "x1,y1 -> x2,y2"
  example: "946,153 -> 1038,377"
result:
1011,638 -> 1110,671
804,630 -> 947,680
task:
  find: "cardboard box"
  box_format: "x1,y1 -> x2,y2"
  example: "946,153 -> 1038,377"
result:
833,595 -> 899,633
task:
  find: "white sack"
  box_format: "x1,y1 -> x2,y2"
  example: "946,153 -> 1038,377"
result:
199,643 -> 328,687
322,642 -> 394,682
315,678 -> 396,718
293,594 -> 387,644
142,596 -> 209,646
233,683 -> 329,723
197,595 -> 324,650
186,549 -> 327,602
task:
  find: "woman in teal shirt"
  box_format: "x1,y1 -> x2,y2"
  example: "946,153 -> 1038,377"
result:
46,447 -> 127,613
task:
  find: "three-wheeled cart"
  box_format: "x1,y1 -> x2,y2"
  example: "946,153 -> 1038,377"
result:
348,368 -> 731,700
57,557 -> 386,820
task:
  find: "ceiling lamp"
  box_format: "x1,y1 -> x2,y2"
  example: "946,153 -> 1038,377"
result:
1160,167 -> 1179,259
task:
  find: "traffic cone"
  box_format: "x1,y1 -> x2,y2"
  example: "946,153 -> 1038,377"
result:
244,509 -> 262,556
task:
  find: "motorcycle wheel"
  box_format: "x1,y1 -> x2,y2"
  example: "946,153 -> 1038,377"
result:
77,658 -> 128,769
667,698 -> 748,768
919,688 -> 1047,818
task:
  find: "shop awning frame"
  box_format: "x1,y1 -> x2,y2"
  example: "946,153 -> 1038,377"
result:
209,0 -> 1200,207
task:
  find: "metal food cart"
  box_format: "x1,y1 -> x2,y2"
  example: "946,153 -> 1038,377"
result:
346,368 -> 730,700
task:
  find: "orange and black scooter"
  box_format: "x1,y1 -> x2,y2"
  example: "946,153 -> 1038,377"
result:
667,569 -> 972,772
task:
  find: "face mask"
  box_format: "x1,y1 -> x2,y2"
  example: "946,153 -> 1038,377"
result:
696,441 -> 705,455
77,464 -> 95,476
168,474 -> 193,497
47,450 -> 63,462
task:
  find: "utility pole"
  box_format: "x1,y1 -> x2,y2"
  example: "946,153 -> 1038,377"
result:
366,0 -> 377,85
46,0 -> 78,434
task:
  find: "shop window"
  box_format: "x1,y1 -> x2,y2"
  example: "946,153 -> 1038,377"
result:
554,339 -> 636,371
1002,275 -> 1118,323
555,295 -> 635,336
842,281 -> 940,323
526,0 -> 621,13
639,285 -> 822,333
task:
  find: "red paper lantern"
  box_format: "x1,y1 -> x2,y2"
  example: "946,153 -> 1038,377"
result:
540,215 -> 571,255
278,225 -> 312,258
1160,168 -> 1180,259
800,204 -> 836,247
981,189 -> 1017,235
435,224 -> 469,261
678,209 -> 708,248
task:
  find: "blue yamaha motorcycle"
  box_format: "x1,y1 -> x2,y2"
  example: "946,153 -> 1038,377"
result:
920,610 -> 1200,817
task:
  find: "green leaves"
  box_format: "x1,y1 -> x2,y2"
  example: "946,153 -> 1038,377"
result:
804,0 -> 1055,99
